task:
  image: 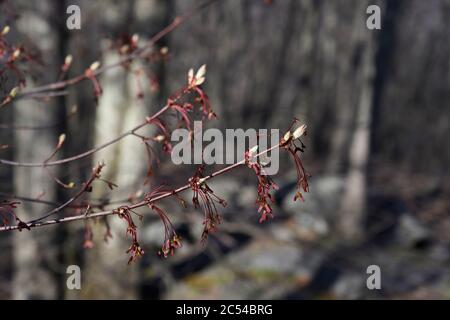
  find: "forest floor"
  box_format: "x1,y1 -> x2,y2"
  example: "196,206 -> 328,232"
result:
142,167 -> 450,299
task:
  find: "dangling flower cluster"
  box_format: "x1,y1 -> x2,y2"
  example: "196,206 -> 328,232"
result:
0,200 -> 29,230
244,146 -> 279,223
146,117 -> 173,154
144,185 -> 184,257
132,131 -> 159,185
149,202 -> 181,258
83,221 -> 95,249
281,123 -> 310,202
102,217 -> 113,243
168,64 -> 216,134
114,206 -> 144,264
189,166 -> 227,242
137,65 -> 217,184
187,64 -> 216,120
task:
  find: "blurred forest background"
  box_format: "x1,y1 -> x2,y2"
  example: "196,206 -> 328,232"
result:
1,0 -> 450,299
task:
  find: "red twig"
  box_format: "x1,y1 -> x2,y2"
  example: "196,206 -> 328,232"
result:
2,0 -> 219,106
0,191 -> 141,209
0,143 -> 282,232
0,104 -> 170,167
26,162 -> 105,224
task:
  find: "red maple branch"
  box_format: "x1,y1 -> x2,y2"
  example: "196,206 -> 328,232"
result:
0,141 -> 284,232
0,0 -> 219,108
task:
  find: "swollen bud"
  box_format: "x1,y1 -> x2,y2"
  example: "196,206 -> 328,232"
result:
89,61 -> 101,71
12,48 -> 21,59
187,64 -> 207,87
194,64 -> 206,86
160,46 -> 169,55
282,131 -> 291,142
187,68 -> 194,85
249,145 -> 259,156
57,134 -> 66,148
9,87 -> 19,98
293,124 -> 307,140
1,25 -> 10,36
131,33 -> 139,45
64,55 -> 73,67
154,135 -> 165,142
69,105 -> 78,115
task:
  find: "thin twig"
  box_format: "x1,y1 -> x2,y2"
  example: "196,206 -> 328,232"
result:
4,0 -> 219,104
0,104 -> 170,167
26,163 -> 105,224
0,191 -> 139,209
0,143 -> 281,232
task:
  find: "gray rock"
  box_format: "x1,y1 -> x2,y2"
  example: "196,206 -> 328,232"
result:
280,175 -> 345,220
205,177 -> 241,202
141,221 -> 166,245
292,212 -> 330,240
395,214 -> 430,247
163,240 -> 325,299
331,273 -> 366,299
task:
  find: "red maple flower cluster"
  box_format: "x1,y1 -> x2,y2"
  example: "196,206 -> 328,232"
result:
170,65 -> 216,127
146,117 -> 173,154
137,69 -> 217,185
287,147 -> 310,202
244,148 -> 279,223
80,210 -> 112,248
145,196 -> 182,258
189,166 -> 227,242
114,206 -> 145,264
281,124 -> 310,202
83,221 -> 95,249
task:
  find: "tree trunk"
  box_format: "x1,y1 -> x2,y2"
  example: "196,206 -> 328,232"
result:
12,0 -> 62,299
80,0 -> 168,299
337,3 -> 378,241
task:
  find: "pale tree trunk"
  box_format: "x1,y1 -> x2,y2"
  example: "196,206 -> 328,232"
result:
80,0 -> 168,299
337,4 -> 378,241
12,0 -> 62,299
326,1 -> 372,174
81,46 -> 141,299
